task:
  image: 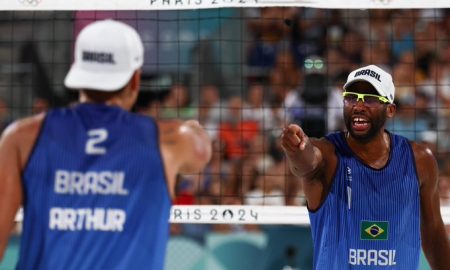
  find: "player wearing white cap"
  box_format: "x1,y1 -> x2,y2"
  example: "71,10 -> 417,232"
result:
0,19 -> 212,269
281,65 -> 450,269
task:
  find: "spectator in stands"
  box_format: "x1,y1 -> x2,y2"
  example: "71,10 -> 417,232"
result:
284,55 -> 329,138
161,83 -> 198,120
246,7 -> 295,68
356,10 -> 392,42
198,84 -> 222,122
340,30 -> 365,64
392,52 -> 417,101
325,10 -> 348,49
246,83 -> 274,132
244,162 -> 285,206
391,10 -> 416,61
198,84 -> 223,139
414,30 -> 437,76
245,133 -> 275,177
361,44 -> 391,73
418,58 -> 450,115
291,8 -> 328,62
325,47 -> 351,80
197,140 -> 231,205
218,96 -> 259,161
269,50 -> 302,106
386,97 -> 430,141
326,73 -> 346,132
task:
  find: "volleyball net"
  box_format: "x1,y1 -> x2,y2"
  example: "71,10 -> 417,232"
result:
2,2 -> 450,270
2,2 -> 450,228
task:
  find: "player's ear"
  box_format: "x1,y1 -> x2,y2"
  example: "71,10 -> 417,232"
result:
386,103 -> 396,118
130,69 -> 141,92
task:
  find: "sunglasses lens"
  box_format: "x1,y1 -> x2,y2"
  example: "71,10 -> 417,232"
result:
343,92 -> 386,106
364,96 -> 381,106
343,93 -> 358,103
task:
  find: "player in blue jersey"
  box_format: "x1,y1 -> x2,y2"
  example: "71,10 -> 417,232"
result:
0,19 -> 212,269
281,64 -> 450,269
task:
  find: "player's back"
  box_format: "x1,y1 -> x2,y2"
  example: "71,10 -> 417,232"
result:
17,103 -> 171,270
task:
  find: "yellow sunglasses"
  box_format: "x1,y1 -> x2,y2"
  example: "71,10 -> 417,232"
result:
342,92 -> 390,107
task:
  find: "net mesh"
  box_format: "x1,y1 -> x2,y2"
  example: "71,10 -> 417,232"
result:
2,8 -> 450,223
2,5 -> 450,270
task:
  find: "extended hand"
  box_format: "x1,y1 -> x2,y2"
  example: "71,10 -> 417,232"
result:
280,124 -> 309,153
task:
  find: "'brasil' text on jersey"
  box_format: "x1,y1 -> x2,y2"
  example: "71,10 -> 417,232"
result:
308,131 -> 420,269
18,103 -> 171,270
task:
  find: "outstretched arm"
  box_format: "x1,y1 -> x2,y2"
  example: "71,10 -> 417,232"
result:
413,143 -> 450,269
280,124 -> 335,210
280,124 -> 323,178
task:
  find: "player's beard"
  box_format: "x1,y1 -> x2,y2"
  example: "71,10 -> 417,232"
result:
344,109 -> 387,143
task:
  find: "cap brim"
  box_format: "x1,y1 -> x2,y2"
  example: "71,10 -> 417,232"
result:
64,65 -> 134,92
343,77 -> 391,103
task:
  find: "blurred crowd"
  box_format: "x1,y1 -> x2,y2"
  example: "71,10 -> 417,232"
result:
1,9 -> 450,234
136,8 -> 450,214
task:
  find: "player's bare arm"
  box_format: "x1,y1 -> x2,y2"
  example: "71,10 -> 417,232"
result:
412,142 -> 450,269
158,120 -> 212,198
177,120 -> 212,174
280,124 -> 337,210
0,114 -> 44,260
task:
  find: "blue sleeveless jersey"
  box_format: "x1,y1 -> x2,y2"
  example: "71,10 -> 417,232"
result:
309,131 -> 420,270
18,103 -> 171,270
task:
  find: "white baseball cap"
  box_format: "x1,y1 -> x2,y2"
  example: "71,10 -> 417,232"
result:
343,65 -> 395,103
64,19 -> 144,92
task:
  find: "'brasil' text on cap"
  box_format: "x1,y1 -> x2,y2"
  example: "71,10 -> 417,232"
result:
64,19 -> 144,92
343,65 -> 395,104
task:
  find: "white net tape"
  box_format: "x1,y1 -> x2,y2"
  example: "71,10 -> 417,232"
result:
170,205 -> 450,225
14,206 -> 450,225
4,0 -> 450,11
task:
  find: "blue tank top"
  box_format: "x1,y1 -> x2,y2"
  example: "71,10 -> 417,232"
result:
308,131 -> 420,270
18,103 -> 171,270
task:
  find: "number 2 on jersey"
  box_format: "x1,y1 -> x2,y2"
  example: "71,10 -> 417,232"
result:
86,129 -> 108,155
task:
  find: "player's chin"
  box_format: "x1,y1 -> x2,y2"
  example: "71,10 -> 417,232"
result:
348,126 -> 373,141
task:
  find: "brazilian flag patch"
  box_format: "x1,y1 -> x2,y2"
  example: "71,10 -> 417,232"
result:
360,221 -> 388,240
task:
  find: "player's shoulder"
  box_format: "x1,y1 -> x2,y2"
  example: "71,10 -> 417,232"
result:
155,119 -> 183,137
156,119 -> 204,142
0,113 -> 46,163
156,119 -> 183,130
2,113 -> 46,139
409,141 -> 438,186
311,135 -> 336,154
408,141 -> 436,164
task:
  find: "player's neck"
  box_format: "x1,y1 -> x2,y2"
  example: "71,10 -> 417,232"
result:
79,97 -> 127,109
79,91 -> 132,111
346,130 -> 391,169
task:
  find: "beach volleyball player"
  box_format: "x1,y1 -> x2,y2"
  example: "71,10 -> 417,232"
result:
0,19 -> 212,269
